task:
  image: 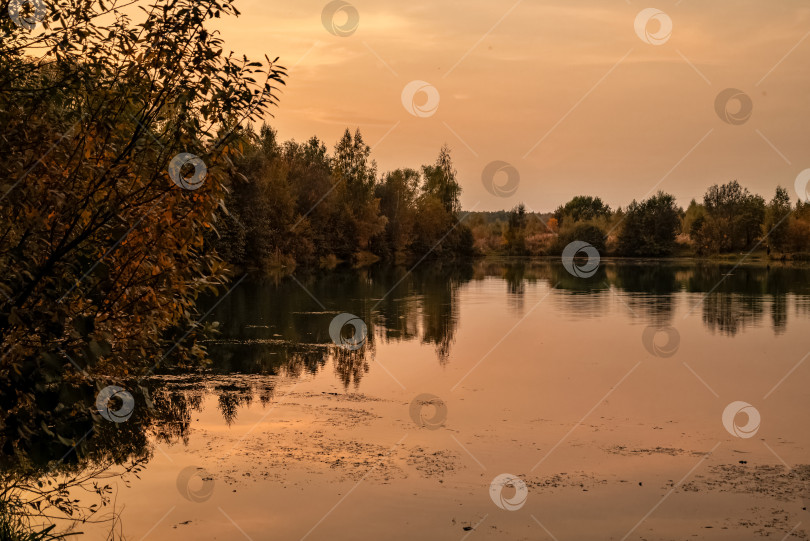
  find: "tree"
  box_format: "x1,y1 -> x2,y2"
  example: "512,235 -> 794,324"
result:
334,128 -> 377,197
1,0 -> 285,372
551,223 -> 607,254
283,135 -> 334,263
0,0 -> 285,493
211,128 -> 476,266
223,126 -> 306,270
331,129 -> 386,256
762,186 -> 792,253
553,196 -> 611,226
787,218 -> 810,253
422,144 -> 462,214
617,192 -> 681,256
701,180 -> 765,251
681,199 -> 705,236
413,146 -> 472,258
375,169 -> 421,257
739,193 -> 766,247
504,204 -> 528,255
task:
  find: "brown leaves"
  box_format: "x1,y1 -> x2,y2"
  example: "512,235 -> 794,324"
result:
0,0 -> 285,378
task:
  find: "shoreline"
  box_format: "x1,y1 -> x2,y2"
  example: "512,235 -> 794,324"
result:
250,252 -> 810,279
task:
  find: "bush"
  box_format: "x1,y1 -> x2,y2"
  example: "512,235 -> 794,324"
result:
550,222 -> 607,255
693,216 -> 729,255
787,217 -> 810,253
617,192 -> 681,256
553,196 -> 611,226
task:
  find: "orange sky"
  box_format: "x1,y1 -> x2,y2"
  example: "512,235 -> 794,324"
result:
214,0 -> 810,211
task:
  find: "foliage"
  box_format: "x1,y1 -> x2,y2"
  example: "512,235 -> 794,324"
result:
1,494 -> 63,540
0,1 -> 283,531
375,168 -> 421,258
553,196 -> 611,226
421,145 -> 461,215
207,133 -> 810,261
617,192 -> 681,256
698,180 -> 765,252
0,0 -> 285,379
681,199 -> 705,235
762,186 -> 792,253
503,204 -> 528,255
211,129 -> 474,268
332,129 -> 387,255
786,214 -> 810,253
550,222 -> 607,255
411,145 -> 472,258
692,215 -> 727,255
466,210 -> 553,255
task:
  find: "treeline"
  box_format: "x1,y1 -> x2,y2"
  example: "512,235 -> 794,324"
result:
494,183 -> 810,259
210,125 -> 474,271
218,128 -> 810,267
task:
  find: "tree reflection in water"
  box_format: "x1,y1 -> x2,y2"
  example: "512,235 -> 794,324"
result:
2,260 -> 810,537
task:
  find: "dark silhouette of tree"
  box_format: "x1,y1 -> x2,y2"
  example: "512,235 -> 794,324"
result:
697,180 -> 765,252
210,132 -> 474,268
618,192 -> 681,256
551,223 -> 607,255
332,129 -> 387,255
421,145 -> 461,215
412,146 -> 473,258
374,169 -> 421,259
504,204 -> 528,255
553,196 -> 612,226
762,186 -> 792,253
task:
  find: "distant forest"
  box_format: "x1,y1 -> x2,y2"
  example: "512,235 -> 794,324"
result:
215,125 -> 810,272
212,126 -> 474,271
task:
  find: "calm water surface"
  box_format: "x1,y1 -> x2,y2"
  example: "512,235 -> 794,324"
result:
70,260 -> 810,539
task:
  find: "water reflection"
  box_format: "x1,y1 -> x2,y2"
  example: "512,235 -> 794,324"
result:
204,261 -> 810,381
476,260 -> 808,334
204,262 -> 473,383
0,379 -> 193,537
0,373 -> 290,536
3,260 -> 810,537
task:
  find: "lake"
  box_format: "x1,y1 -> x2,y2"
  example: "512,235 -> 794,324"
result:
40,260 -> 810,539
